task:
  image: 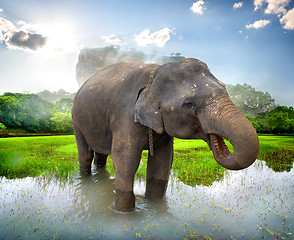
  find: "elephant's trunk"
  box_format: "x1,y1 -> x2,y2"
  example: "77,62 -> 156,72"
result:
199,96 -> 259,170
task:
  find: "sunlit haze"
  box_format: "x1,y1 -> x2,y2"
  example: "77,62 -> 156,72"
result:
0,0 -> 293,106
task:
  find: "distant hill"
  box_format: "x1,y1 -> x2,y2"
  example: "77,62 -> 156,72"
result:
76,46 -> 186,86
37,89 -> 76,103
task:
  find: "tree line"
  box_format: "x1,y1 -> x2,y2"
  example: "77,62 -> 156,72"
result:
227,83 -> 293,134
0,92 -> 73,133
0,84 -> 293,134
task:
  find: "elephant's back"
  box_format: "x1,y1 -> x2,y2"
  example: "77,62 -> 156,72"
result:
72,62 -> 159,153
73,62 -> 158,113
81,62 -> 142,91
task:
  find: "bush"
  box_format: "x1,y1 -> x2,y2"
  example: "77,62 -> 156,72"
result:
247,106 -> 294,134
0,92 -> 74,134
50,109 -> 73,133
0,123 -> 7,130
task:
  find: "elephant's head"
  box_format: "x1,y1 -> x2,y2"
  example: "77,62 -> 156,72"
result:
135,58 -> 259,170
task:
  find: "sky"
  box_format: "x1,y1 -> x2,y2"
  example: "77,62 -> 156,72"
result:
0,0 -> 293,106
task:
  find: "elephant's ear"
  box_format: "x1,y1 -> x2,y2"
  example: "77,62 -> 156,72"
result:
134,88 -> 164,134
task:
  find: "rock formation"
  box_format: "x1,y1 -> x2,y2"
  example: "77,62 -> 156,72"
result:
76,46 -> 185,87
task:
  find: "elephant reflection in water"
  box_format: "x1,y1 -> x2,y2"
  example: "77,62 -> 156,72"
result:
71,167 -> 170,224
73,168 -> 115,217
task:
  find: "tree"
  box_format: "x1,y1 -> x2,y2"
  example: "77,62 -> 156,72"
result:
0,92 -> 75,133
265,106 -> 294,133
227,83 -> 276,116
54,98 -> 73,113
50,109 -> 73,133
0,95 -> 20,127
246,116 -> 267,133
248,106 -> 294,134
37,89 -> 76,103
0,93 -> 54,132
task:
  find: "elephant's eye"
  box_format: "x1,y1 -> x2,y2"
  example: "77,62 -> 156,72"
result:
183,101 -> 195,109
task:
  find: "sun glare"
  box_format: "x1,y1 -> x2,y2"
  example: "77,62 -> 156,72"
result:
39,20 -> 79,55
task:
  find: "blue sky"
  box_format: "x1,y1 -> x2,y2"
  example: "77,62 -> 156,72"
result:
0,0 -> 293,106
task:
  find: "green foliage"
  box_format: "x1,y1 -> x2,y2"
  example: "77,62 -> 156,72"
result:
54,98 -> 73,113
265,106 -> 294,133
50,109 -> 73,133
246,116 -> 267,133
0,95 -> 20,126
247,106 -> 294,134
265,112 -> 292,133
222,83 -> 294,134
0,93 -> 54,132
0,92 -> 74,133
227,83 -> 275,116
0,123 -> 7,129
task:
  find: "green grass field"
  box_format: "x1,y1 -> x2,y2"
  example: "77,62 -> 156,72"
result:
0,135 -> 293,186
0,136 -> 78,179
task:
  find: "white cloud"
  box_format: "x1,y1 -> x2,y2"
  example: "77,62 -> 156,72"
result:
254,0 -> 290,14
134,28 -> 173,47
0,17 -> 15,37
280,8 -> 294,30
0,17 -> 47,51
17,20 -> 39,33
254,0 -> 265,11
101,34 -> 123,45
246,19 -> 271,29
233,2 -> 243,9
191,0 -> 206,15
252,0 -> 294,31
253,0 -> 294,30
0,8 -> 3,13
0,15 -> 79,53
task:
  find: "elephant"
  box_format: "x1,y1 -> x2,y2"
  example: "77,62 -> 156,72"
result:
72,58 -> 259,212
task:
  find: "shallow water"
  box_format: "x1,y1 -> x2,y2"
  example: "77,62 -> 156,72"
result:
1,160 -> 293,240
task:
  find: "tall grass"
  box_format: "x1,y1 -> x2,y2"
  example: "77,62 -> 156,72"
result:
0,135 -> 293,185
257,135 -> 294,172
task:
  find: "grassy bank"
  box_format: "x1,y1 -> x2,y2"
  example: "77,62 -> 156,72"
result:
258,135 -> 294,172
0,135 -> 78,179
0,135 -> 293,185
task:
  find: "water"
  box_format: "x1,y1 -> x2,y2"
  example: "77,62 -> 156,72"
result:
1,160 -> 293,240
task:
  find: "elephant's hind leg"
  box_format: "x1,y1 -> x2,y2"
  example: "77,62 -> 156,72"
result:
94,153 -> 108,168
74,126 -> 94,174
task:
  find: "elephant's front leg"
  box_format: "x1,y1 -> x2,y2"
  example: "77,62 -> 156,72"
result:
111,135 -> 142,212
145,135 -> 174,199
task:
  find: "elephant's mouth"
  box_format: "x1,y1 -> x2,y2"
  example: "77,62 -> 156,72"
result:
210,134 -> 233,165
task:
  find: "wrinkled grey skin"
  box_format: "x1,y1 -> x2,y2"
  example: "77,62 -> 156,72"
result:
72,58 -> 259,212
